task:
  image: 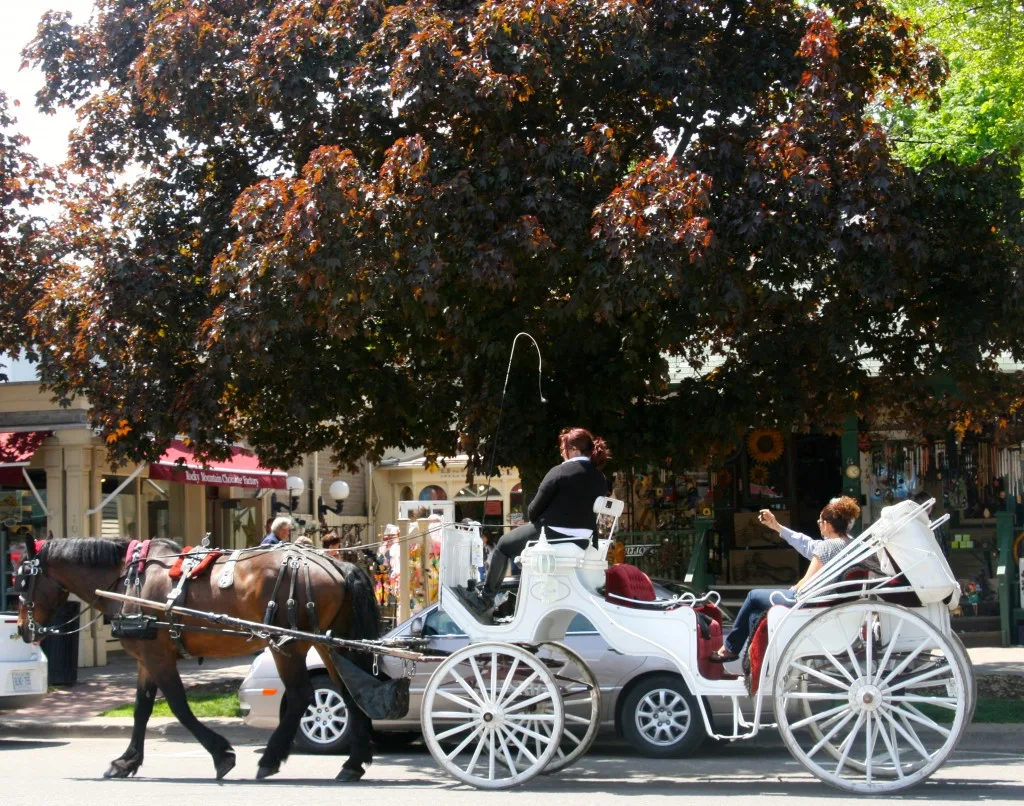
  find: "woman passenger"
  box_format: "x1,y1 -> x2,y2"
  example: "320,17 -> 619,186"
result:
711,496 -> 869,662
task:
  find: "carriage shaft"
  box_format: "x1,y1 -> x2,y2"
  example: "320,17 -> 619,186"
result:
94,588 -> 432,661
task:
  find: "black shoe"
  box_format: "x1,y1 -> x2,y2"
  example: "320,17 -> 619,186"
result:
454,585 -> 494,617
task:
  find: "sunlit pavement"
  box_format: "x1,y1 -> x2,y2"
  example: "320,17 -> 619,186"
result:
2,733 -> 1021,806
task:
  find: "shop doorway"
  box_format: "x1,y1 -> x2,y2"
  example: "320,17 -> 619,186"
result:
792,435 -> 842,536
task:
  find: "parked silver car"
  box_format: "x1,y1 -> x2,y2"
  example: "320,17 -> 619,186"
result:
239,581 -> 738,758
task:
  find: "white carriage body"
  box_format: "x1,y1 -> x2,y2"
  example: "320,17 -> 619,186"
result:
429,496 -> 973,792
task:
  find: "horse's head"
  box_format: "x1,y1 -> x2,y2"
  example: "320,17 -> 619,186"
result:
15,539 -> 69,643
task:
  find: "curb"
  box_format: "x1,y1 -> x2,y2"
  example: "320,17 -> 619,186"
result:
0,717 -> 271,744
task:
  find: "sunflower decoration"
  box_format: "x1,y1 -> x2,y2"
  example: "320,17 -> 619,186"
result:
749,463 -> 770,485
747,428 -> 785,464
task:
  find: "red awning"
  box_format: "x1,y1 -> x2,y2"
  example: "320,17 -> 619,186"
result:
149,440 -> 287,490
0,430 -> 51,486
0,431 -> 51,467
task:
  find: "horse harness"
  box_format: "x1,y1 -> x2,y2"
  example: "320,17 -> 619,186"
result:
111,540 -> 322,657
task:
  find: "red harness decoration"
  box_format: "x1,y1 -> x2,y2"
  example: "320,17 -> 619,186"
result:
124,539 -> 152,574
168,546 -> 224,580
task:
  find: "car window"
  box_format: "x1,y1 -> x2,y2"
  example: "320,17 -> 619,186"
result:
566,613 -> 596,634
423,607 -> 467,637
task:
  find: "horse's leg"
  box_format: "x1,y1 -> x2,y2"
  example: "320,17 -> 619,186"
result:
103,664 -> 157,778
256,648 -> 314,780
154,666 -> 236,779
336,681 -> 373,782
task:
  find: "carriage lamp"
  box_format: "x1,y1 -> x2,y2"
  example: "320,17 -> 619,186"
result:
318,480 -> 351,520
530,528 -> 557,576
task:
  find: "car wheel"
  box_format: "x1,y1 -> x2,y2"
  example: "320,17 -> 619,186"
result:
620,673 -> 706,758
294,674 -> 352,754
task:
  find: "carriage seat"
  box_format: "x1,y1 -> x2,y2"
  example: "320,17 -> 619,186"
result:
604,563 -> 656,605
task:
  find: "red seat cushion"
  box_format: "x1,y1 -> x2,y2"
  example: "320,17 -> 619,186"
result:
605,564 -> 655,605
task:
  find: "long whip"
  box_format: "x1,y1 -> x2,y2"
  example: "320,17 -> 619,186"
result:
483,332 -> 547,503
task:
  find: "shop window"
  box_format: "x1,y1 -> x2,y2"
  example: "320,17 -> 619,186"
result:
100,475 -> 138,540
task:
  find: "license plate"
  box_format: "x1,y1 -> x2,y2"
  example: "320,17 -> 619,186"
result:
12,670 -> 33,692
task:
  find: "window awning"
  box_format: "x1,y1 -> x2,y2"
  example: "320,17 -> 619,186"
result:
0,431 -> 51,487
149,440 -> 287,490
0,431 -> 51,468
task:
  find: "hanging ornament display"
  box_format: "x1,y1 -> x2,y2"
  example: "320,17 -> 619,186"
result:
747,429 -> 785,464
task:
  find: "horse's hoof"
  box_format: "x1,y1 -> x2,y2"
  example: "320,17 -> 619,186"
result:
335,767 -> 365,783
256,764 -> 279,780
103,761 -> 134,779
215,752 -> 236,780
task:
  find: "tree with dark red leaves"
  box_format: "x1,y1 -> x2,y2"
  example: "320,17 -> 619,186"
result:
21,1 -> 1024,485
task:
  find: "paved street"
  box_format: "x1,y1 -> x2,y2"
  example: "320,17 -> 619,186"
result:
2,733 -> 1022,806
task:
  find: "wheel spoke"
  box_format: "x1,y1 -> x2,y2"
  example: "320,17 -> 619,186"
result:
810,634 -> 857,684
792,661 -> 849,690
888,695 -> 957,709
435,721 -> 477,741
790,702 -> 849,731
784,691 -> 849,702
880,636 -> 933,688
500,724 -> 539,765
435,688 -> 480,712
447,724 -> 483,761
864,712 -> 878,783
873,709 -> 905,780
504,719 -> 558,744
833,711 -> 866,777
490,651 -> 499,702
872,619 -> 903,686
496,725 -> 518,776
493,657 -> 519,706
880,707 -> 932,761
865,611 -> 875,680
887,663 -> 955,693
504,713 -> 559,722
498,670 -> 540,708
470,656 -> 490,706
807,709 -> 856,758
890,704 -> 951,737
504,691 -> 555,714
450,666 -> 487,708
487,730 -> 496,780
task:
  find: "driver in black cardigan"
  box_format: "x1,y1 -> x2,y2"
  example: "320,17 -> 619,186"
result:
457,427 -> 610,615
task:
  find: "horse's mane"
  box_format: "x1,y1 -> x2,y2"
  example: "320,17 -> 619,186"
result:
40,537 -> 180,568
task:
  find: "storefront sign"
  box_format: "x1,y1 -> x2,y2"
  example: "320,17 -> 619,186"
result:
149,465 -> 285,489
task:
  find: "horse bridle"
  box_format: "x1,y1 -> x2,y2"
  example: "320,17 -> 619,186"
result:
16,553 -> 112,641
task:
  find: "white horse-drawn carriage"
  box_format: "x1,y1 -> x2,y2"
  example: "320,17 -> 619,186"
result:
93,495 -> 970,792
416,496 -> 972,793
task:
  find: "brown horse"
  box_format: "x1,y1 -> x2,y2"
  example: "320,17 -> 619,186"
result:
15,537 -> 380,782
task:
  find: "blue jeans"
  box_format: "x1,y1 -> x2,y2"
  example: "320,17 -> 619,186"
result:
724,587 -> 797,655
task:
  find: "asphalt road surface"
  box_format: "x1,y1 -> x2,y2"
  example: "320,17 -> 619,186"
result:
3,735 -> 1022,805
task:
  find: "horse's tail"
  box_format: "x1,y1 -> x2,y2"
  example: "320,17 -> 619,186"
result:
341,562 -> 381,641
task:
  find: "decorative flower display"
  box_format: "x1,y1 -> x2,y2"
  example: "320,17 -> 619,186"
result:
747,428 -> 785,464
749,463 -> 770,485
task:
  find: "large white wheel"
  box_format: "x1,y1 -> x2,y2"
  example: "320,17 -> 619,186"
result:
534,641 -> 601,774
421,642 -> 565,789
775,601 -> 969,794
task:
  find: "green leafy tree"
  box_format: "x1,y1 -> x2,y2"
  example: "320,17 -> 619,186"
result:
0,91 -> 52,380
884,1 -> 1024,167
21,1 -> 1024,486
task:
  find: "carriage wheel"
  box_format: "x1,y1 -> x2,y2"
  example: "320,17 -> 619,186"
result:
795,607 -> 977,775
533,641 -> 601,774
421,642 -> 565,789
774,601 -> 969,793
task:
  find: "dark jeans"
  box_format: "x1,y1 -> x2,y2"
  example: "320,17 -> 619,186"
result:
482,523 -> 590,597
723,587 -> 797,655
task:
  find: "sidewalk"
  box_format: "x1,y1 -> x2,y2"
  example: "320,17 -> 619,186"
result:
1,646 -> 1023,742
